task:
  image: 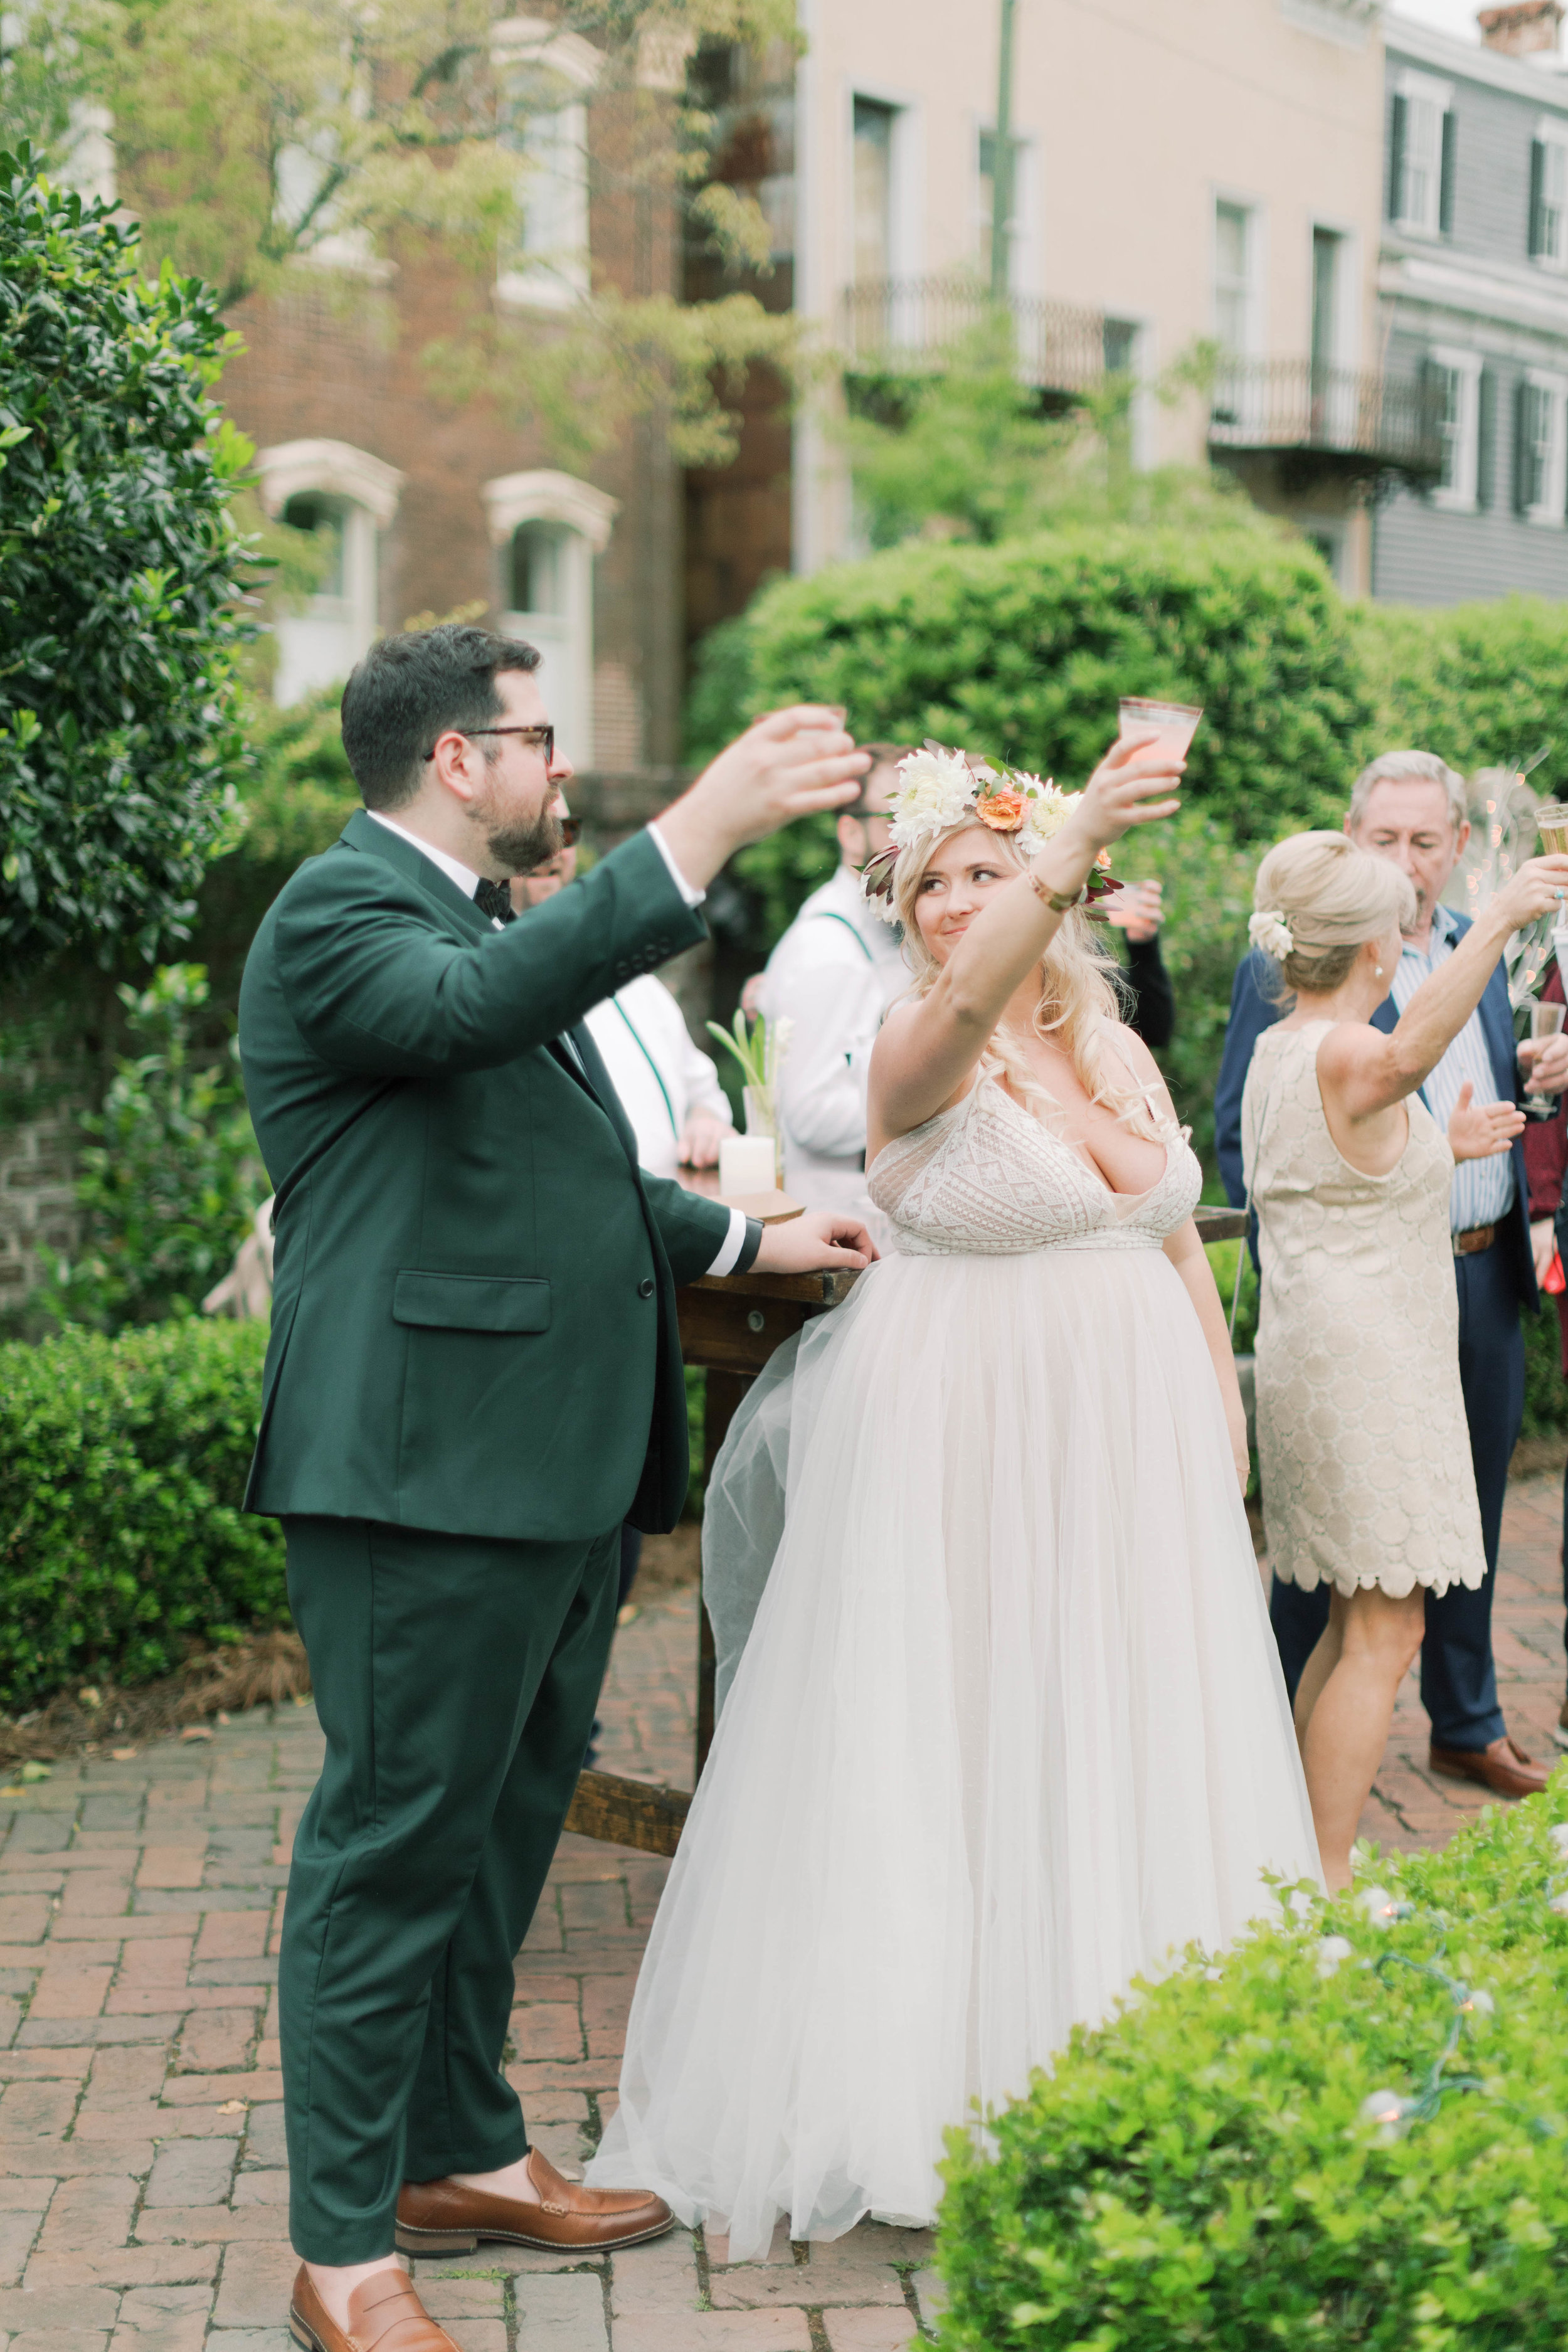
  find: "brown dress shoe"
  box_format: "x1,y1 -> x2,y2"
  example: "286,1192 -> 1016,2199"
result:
395,2147 -> 674,2257
1429,1734 -> 1550,1798
289,2263 -> 459,2352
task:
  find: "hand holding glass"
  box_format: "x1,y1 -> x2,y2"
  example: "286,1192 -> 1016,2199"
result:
1118,698 -> 1203,766
1526,1000 -> 1567,1119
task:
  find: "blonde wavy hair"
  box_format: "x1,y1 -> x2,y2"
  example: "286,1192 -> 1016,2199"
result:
1253,830 -> 1415,999
892,818 -> 1158,1136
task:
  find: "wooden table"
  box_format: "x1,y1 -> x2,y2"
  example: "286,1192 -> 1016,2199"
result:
563,1204 -> 1247,1859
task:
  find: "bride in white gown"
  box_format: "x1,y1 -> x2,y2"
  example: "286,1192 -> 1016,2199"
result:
588,731 -> 1322,2257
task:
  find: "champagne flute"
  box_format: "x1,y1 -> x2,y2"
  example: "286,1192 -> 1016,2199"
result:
1539,802 -> 1568,856
1525,1000 -> 1566,1119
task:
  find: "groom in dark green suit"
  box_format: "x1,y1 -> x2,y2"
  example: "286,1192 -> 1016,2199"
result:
238,624 -> 873,2352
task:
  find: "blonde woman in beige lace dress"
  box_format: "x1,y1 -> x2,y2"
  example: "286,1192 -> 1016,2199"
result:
1242,831 -> 1568,1887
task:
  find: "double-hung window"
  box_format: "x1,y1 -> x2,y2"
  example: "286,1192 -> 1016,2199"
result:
494,23 -> 600,310
1530,119 -> 1568,267
1389,70 -> 1454,238
1516,372 -> 1568,524
1428,347 -> 1482,512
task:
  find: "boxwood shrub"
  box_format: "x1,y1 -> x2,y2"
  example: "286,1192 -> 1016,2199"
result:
936,1785 -> 1568,2349
730,525 -> 1375,846
0,1318 -> 285,1705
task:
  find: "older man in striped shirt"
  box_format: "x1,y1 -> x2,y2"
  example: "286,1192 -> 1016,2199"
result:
1216,749 -> 1568,1799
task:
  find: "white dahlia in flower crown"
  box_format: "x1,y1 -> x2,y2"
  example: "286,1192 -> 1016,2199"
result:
862,740 -> 1123,923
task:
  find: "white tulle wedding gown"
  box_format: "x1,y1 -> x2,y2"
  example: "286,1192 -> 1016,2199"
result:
587,1066 -> 1322,2257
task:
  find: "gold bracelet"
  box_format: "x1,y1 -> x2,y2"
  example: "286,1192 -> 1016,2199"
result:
1029,870 -> 1088,913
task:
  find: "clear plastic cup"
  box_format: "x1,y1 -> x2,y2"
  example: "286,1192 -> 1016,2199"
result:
1118,697 -> 1203,765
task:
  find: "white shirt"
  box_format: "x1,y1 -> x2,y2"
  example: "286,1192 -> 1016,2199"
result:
366,809 -> 746,1273
757,864 -> 908,1212
583,975 -> 733,1181
1389,903 -> 1515,1234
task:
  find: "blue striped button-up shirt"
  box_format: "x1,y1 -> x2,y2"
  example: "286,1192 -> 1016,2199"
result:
1388,904 -> 1514,1233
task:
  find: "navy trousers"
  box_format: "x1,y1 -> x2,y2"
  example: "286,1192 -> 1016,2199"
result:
1269,1241 -> 1522,1751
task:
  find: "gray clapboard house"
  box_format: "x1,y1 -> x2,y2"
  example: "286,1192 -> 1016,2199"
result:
1375,2 -> 1568,602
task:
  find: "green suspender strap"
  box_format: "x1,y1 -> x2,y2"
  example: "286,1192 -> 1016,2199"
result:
808,911 -> 874,961
612,998 -> 680,1138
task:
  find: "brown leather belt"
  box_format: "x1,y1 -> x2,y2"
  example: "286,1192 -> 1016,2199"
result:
1453,1224 -> 1498,1258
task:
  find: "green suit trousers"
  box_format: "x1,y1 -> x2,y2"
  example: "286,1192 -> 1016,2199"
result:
280,1514 -> 620,2263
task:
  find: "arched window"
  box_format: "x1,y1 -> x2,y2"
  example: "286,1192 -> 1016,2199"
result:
494,19 -> 601,309
484,470 -> 617,766
257,440 -> 405,705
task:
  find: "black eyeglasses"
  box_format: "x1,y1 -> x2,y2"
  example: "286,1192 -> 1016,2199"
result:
423,724 -> 555,765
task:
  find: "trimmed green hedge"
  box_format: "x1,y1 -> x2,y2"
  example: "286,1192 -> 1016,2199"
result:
0,1319 -> 285,1705
727,526 -> 1374,845
936,1786 -> 1568,2349
1353,595 -> 1568,793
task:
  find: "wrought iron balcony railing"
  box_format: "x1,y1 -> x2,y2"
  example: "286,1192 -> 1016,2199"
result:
839,275 -> 1108,399
1207,359 -> 1443,484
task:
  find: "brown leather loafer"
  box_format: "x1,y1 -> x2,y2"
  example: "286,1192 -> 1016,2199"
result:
289,2263 -> 459,2352
1429,1734 -> 1550,1799
395,2147 -> 673,2257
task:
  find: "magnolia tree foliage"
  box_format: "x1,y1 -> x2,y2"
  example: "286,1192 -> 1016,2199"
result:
0,147 -> 253,972
0,0 -> 798,467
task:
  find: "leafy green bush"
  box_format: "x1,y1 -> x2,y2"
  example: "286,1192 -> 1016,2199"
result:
1355,596 -> 1568,795
38,963 -> 263,1332
0,146 -> 255,972
734,526 -> 1373,847
0,1318 -> 285,1704
937,1784 -> 1568,2350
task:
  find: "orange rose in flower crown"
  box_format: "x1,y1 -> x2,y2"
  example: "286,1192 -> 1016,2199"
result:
860,741 -> 1126,921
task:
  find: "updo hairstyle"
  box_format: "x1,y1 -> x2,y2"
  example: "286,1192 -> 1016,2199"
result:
1253,831 -> 1416,999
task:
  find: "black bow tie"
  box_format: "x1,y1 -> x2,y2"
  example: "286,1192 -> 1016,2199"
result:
475,877 -> 516,926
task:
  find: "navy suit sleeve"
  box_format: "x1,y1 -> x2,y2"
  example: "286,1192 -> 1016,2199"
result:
1214,952 -> 1279,1210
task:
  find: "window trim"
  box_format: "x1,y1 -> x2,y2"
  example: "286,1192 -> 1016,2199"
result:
845,79 -> 921,292
1212,192 -> 1264,362
482,470 -> 618,768
1530,115 -> 1568,272
1520,369 -> 1568,526
494,16 -> 600,312
1428,346 -> 1482,512
1391,67 -> 1454,240
255,441 -> 403,707
975,119 -> 1039,299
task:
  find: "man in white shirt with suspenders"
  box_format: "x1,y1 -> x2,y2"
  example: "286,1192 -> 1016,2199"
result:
756,746 -> 911,1213
516,830 -> 735,1181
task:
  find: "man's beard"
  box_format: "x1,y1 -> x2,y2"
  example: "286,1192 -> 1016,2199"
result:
485,805 -> 563,879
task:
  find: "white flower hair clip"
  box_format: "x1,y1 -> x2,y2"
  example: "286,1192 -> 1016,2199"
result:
1248,910 -> 1295,962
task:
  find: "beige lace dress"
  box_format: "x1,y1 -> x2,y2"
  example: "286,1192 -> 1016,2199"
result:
1242,1019 -> 1485,1598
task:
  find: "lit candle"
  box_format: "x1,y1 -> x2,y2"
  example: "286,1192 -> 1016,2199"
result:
719,1136 -> 777,1199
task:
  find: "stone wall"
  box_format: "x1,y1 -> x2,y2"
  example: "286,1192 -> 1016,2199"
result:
0,1101 -> 80,1316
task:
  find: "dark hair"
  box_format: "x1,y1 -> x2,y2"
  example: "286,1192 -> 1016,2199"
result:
339,624 -> 541,810
849,743 -> 913,817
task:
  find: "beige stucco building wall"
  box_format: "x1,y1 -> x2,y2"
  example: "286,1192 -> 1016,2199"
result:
791,0 -> 1390,591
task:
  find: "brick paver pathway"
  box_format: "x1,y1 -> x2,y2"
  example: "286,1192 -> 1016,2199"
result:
0,1480 -> 1560,2348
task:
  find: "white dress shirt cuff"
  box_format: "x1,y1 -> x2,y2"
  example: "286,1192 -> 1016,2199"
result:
647,822 -> 705,909
705,1206 -> 750,1277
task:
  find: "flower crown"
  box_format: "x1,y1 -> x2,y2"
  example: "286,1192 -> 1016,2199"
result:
860,741 -> 1123,924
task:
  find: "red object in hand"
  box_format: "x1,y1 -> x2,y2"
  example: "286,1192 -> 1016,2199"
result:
1547,1250 -> 1565,1298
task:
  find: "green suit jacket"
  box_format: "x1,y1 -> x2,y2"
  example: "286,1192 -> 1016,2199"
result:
237,810 -> 733,1542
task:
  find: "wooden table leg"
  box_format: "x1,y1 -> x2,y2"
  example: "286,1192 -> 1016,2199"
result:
696,1369 -> 753,1780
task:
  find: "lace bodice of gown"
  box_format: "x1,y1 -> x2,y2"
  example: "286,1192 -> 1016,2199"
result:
867,1066 -> 1201,1256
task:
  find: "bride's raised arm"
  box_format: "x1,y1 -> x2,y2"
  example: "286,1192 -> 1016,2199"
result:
866,735 -> 1186,1152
